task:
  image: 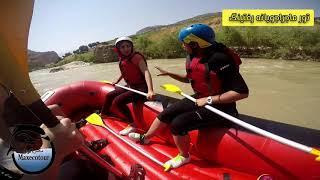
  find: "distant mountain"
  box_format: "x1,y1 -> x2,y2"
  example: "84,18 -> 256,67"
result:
136,25 -> 166,35
28,50 -> 61,71
135,13 -> 221,35
59,12 -> 320,65
174,12 -> 221,25
87,12 -> 320,48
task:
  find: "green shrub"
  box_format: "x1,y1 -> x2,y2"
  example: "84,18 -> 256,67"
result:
157,34 -> 185,58
220,27 -> 246,47
52,52 -> 95,67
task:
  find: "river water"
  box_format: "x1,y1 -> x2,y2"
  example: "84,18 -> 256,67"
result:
29,58 -> 320,130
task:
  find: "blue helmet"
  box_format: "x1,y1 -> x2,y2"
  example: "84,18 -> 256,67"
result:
178,24 -> 215,48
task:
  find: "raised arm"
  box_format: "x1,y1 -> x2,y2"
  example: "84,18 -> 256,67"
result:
155,66 -> 189,83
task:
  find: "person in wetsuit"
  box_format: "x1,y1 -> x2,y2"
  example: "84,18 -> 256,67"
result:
129,24 -> 249,169
101,37 -> 155,136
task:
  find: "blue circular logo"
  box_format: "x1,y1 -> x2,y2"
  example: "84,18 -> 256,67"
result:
8,124 -> 55,174
12,147 -> 55,174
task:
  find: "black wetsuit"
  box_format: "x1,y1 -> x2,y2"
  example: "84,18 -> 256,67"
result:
157,46 -> 249,136
101,85 -> 147,123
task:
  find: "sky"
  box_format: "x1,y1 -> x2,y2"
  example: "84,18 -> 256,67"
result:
28,0 -> 320,56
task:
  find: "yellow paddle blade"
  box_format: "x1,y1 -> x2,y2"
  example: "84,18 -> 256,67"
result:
85,113 -> 105,127
163,163 -> 172,172
161,84 -> 182,94
311,148 -> 320,161
100,80 -> 112,84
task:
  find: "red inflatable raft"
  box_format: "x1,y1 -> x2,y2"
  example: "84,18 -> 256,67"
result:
43,81 -> 320,179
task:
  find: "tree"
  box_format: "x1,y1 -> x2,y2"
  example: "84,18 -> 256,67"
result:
88,43 -> 95,48
134,36 -> 152,51
157,34 -> 185,58
244,27 -> 259,49
63,52 -> 72,58
88,42 -> 100,48
79,45 -> 89,53
221,27 -> 245,47
73,50 -> 80,54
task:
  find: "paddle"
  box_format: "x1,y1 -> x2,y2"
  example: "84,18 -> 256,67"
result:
85,113 -> 165,167
78,145 -> 123,177
161,83 -> 320,161
101,80 -> 147,97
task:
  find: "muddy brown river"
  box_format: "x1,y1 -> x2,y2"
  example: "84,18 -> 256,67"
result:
30,58 -> 320,130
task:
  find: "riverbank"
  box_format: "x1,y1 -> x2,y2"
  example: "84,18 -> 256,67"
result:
48,61 -> 91,73
37,53 -> 319,73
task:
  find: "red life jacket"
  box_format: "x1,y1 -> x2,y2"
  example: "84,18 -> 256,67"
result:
186,47 -> 241,98
119,52 -> 147,87
225,47 -> 242,70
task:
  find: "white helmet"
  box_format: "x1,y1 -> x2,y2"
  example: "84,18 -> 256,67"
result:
115,36 -> 133,47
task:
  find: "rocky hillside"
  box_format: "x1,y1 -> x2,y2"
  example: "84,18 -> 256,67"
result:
136,12 -> 318,37
135,13 -> 221,35
28,50 -> 61,70
101,13 -> 221,46
94,44 -> 118,63
44,13 -> 320,69
136,25 -> 166,35
131,13 -> 320,61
